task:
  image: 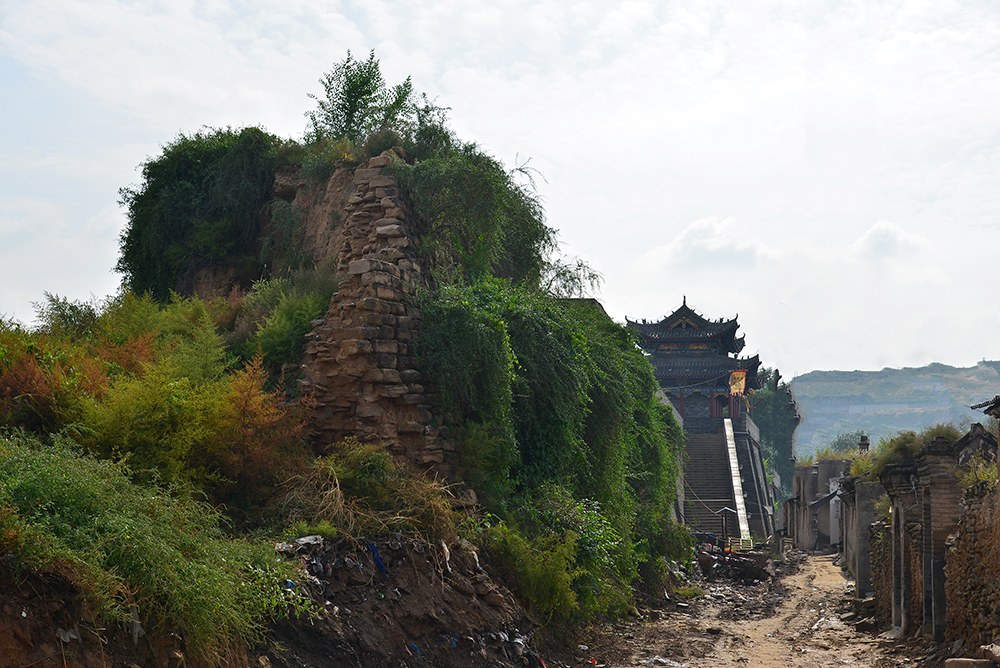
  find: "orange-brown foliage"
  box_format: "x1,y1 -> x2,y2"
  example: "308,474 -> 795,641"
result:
201,355 -> 309,511
96,331 -> 157,377
0,334 -> 108,430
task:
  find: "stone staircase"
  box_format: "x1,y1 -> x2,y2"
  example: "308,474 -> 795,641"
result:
684,433 -> 737,537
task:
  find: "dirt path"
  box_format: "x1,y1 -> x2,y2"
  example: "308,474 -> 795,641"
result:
579,553 -> 938,668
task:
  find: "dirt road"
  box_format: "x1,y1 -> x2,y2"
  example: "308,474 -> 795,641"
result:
580,553 -> 939,668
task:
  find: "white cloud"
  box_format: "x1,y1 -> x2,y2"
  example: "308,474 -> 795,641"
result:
851,220 -> 934,260
641,216 -> 781,271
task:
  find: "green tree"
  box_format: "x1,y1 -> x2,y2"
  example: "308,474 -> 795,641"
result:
392,146 -> 555,288
749,367 -> 800,499
116,127 -> 278,300
828,429 -> 868,452
305,49 -> 413,143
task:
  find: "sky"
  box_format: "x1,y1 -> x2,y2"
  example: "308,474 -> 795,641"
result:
2,0 -> 999,378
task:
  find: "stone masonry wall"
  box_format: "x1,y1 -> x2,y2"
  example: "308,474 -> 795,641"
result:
295,153 -> 460,479
946,480 -> 1000,646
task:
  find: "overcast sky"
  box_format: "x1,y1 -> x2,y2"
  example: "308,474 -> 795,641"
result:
2,1 -> 999,378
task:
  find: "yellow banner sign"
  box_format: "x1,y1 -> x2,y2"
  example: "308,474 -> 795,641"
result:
729,370 -> 747,396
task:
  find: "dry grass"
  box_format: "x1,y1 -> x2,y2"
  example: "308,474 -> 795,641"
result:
274,437 -> 459,541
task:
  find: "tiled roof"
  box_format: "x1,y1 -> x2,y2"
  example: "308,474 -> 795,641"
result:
626,302 -> 745,353
649,354 -> 761,380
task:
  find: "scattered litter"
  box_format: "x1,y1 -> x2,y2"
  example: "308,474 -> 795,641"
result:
129,604 -> 145,645
578,644 -> 589,651
56,627 -> 80,643
369,542 -> 387,580
639,657 -> 688,667
440,539 -> 452,573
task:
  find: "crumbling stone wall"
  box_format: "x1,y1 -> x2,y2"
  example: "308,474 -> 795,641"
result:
869,521 -> 892,627
946,480 -> 1000,646
292,153 -> 460,479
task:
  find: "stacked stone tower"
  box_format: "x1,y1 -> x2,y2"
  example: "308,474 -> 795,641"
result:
293,152 -> 459,480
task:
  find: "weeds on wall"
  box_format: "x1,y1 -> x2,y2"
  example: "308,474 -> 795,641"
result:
954,450 -> 999,487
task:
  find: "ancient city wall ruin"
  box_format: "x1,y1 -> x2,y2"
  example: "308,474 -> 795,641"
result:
274,154 -> 461,480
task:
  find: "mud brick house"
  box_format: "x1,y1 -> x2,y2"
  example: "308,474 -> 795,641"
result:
784,458 -> 850,552
839,473 -> 883,597
627,299 -> 774,542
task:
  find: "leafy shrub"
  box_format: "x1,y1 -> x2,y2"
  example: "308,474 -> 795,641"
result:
241,276 -> 294,319
97,291 -> 165,345
392,145 -> 553,287
417,280 -> 516,446
810,445 -> 849,462
849,449 -> 876,476
516,485 -> 631,616
157,296 -> 231,384
82,349 -> 308,512
418,280 -> 686,619
864,422 -> 964,481
31,292 -> 102,340
456,421 -> 516,503
483,520 -> 579,622
0,327 -> 110,431
299,136 -> 354,181
194,355 -> 309,512
955,450 -> 998,487
236,268 -> 338,372
252,291 -> 329,366
0,433 -> 309,662
80,360 -> 223,488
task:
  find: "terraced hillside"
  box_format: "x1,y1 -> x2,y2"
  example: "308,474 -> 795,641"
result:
792,361 -> 1000,457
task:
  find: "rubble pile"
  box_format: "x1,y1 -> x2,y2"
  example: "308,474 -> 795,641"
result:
264,534 -> 541,668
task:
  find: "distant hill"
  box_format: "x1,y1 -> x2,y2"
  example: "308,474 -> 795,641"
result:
791,361 -> 1000,458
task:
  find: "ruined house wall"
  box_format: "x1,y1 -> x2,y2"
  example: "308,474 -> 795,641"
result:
945,480 -> 1000,646
869,521 -> 892,628
906,522 -> 923,632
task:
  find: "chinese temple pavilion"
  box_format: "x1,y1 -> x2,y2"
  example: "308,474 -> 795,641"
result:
627,299 -> 774,542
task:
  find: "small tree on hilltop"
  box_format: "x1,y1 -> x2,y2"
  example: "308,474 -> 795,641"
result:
305,49 -> 413,144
